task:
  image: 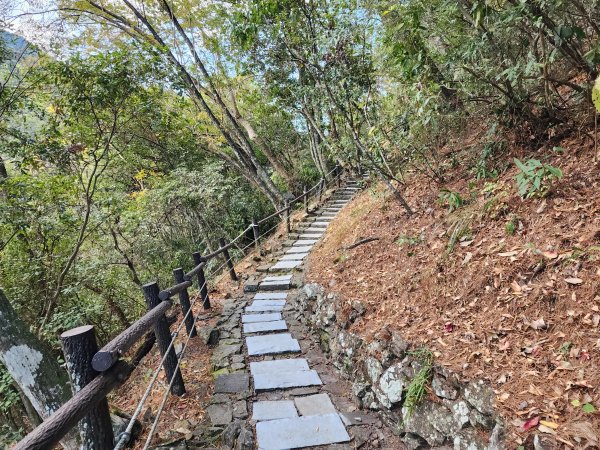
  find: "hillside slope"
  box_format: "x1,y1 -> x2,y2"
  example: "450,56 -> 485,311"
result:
307,138 -> 600,447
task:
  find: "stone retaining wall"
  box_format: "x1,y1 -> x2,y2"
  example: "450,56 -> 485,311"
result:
290,284 -> 506,449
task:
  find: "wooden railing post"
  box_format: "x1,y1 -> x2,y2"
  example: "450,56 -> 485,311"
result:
303,185 -> 308,214
192,252 -> 211,309
336,164 -> 341,187
252,218 -> 260,250
143,282 -> 186,396
219,237 -> 238,281
318,178 -> 324,203
284,199 -> 291,234
60,325 -> 113,450
173,268 -> 197,338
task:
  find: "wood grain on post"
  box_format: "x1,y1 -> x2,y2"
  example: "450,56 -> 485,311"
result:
192,252 -> 211,309
252,218 -> 260,250
13,361 -> 132,450
303,185 -> 308,214
284,200 -> 291,234
173,268 -> 197,338
61,325 -> 114,449
219,237 -> 238,281
143,282 -> 186,396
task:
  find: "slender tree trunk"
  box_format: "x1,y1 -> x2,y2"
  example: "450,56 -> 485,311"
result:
0,289 -> 79,449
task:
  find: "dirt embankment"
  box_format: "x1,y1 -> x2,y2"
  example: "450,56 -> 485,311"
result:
307,138 -> 600,447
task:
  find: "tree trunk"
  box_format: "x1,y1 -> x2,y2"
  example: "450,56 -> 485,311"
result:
0,289 -> 79,449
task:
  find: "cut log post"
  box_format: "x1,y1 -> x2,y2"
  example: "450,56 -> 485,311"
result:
143,282 -> 185,396
192,252 -> 211,309
173,268 -> 197,338
13,361 -> 132,450
251,218 -> 260,251
219,237 -> 238,281
60,325 -> 113,450
336,165 -> 341,187
303,185 -> 308,214
318,178 -> 324,203
284,200 -> 291,234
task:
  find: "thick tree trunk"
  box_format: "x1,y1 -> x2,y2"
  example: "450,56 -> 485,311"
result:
0,289 -> 79,449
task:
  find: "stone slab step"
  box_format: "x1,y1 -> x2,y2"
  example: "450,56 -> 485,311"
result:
245,304 -> 284,313
250,299 -> 286,307
294,393 -> 336,416
250,358 -> 310,374
256,413 -> 350,449
246,333 -> 301,356
286,246 -> 313,254
243,320 -> 288,334
263,275 -> 292,282
270,260 -> 302,271
253,369 -> 322,391
293,239 -> 318,246
280,253 -> 308,261
254,292 -> 288,300
252,400 -> 298,421
297,234 -> 322,239
242,313 -> 282,323
259,281 -> 291,290
303,228 -> 326,234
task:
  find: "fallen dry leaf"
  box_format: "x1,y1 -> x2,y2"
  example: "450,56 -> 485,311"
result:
564,277 -> 583,285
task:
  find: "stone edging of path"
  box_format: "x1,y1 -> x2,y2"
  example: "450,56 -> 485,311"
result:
286,284 -> 508,450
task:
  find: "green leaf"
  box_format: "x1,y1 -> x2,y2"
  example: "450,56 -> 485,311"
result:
582,403 -> 596,413
593,75 -> 600,113
571,399 -> 581,407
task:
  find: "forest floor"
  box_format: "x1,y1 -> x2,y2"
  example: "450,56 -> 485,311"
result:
306,134 -> 600,447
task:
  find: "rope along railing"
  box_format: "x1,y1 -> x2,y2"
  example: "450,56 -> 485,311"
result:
13,164 -> 348,450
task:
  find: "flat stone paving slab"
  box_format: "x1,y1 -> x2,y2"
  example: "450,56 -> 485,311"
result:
254,292 -> 287,300
294,393 -> 336,416
245,304 -> 284,313
253,400 -> 298,422
214,373 -> 250,394
246,333 -> 300,356
250,358 -> 310,374
256,413 -> 350,449
253,369 -> 322,391
243,320 -> 288,334
271,260 -> 302,270
286,246 -> 313,254
242,313 -> 282,323
250,299 -> 286,307
310,222 -> 329,227
259,281 -> 291,290
263,275 -> 292,281
280,253 -> 308,261
298,234 -> 322,239
304,228 -> 326,234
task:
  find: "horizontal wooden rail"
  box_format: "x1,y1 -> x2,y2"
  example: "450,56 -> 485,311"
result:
12,361 -> 132,450
159,280 -> 192,301
91,299 -> 173,372
183,260 -> 206,281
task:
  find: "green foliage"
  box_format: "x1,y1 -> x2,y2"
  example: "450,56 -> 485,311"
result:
514,158 -> 563,199
438,189 -> 464,212
593,75 -> 600,113
403,348 -> 434,420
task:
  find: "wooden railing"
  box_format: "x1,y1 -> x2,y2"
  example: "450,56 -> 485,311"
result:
13,165 -> 345,450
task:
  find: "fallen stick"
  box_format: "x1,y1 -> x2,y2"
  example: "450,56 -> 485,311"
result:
342,237 -> 380,250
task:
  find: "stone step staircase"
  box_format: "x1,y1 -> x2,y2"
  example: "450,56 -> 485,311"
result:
242,180 -> 361,449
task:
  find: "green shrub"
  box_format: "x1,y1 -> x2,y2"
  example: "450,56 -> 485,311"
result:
438,189 -> 464,212
514,158 -> 562,198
